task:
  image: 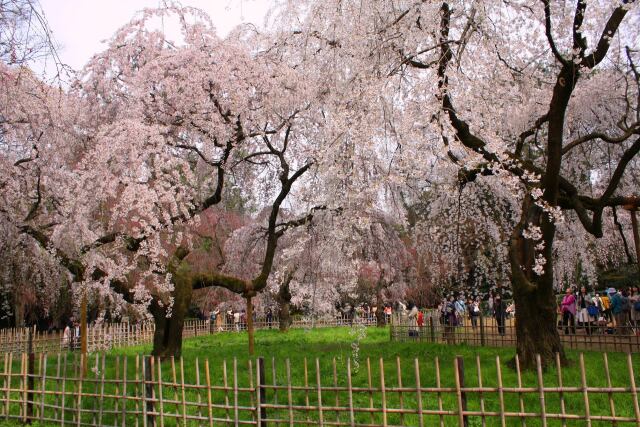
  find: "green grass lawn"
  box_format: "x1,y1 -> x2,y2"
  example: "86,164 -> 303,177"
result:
0,326 -> 638,426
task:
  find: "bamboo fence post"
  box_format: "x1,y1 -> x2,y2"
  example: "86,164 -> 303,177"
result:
92,353 -> 100,425
380,358 -> 388,427
142,356 -> 148,427
223,359 -> 230,423
55,353 -> 61,422
535,355 -> 547,427
475,355 -> 486,427
579,354 -> 591,427
257,357 -> 266,427
205,359 -> 213,427
286,359 -> 293,426
40,353 -> 47,422
3,353 -> 9,420
347,358 -> 355,427
27,331 -> 34,422
150,357 -> 157,427
271,357 -> 278,408
396,356 -> 404,425
76,353 -> 84,427
626,353 -> 640,424
556,353 -> 567,427
333,357 -> 340,424
248,359 -> 255,416
171,357 -> 179,420
233,358 -> 238,427
195,358 -> 202,421
121,357 -> 128,427
315,358 -> 324,426
602,353 -> 616,425
157,358 -> 164,427
135,355 -> 140,427
366,358 -> 374,425
180,357 -> 187,427
414,358 -> 424,427
454,356 -> 467,427
21,352 -> 26,423
435,357 -> 444,427
514,354 -> 525,427
98,354 -> 106,426
495,356 -> 506,427
61,353 -> 67,426
114,356 -> 120,427
303,358 -> 309,424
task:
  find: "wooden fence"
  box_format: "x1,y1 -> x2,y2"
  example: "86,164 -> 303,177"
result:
0,315 -> 379,354
390,313 -> 640,353
0,351 -> 638,426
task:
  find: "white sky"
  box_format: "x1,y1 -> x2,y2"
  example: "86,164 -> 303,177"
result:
38,0 -> 273,73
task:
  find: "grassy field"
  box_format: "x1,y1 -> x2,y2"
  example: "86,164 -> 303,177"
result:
0,326 -> 638,426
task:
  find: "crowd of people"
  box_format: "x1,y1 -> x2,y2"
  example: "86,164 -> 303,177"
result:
559,286 -> 639,335
207,308 -> 261,332
434,292 -> 514,337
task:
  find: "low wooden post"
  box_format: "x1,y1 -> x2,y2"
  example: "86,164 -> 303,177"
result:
454,356 -> 468,427
479,314 -> 486,347
257,357 -> 267,427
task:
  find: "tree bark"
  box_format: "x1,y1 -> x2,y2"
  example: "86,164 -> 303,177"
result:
80,293 -> 87,375
150,273 -> 192,358
278,302 -> 290,332
511,265 -> 565,368
376,289 -> 384,327
629,209 -> 640,276
13,296 -> 25,328
510,199 -> 566,369
277,275 -> 293,332
246,295 -> 255,355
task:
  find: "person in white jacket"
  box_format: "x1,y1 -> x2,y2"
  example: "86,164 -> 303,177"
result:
407,302 -> 419,337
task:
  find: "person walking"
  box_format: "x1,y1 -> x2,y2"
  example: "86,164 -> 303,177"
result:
630,286 -> 640,329
266,308 -> 273,329
560,288 -> 576,335
233,310 -> 241,332
417,308 -> 424,332
600,292 -> 612,322
609,288 -> 627,334
62,322 -> 72,350
454,295 -> 466,328
469,298 -> 480,330
407,302 -> 419,338
576,286 -> 594,335
442,296 -> 457,344
493,293 -> 506,336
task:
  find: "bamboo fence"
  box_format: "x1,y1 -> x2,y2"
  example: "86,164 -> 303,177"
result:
0,315 -> 379,354
0,351 -> 638,426
391,313 -> 640,353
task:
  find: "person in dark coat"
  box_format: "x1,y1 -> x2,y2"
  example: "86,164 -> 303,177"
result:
493,293 -> 507,336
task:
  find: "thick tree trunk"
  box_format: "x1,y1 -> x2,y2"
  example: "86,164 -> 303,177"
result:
150,275 -> 192,358
510,198 -> 566,369
376,290 -> 384,327
629,209 -> 640,275
279,302 -> 291,332
277,279 -> 292,332
13,297 -> 25,328
246,296 -> 255,355
511,270 -> 565,369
